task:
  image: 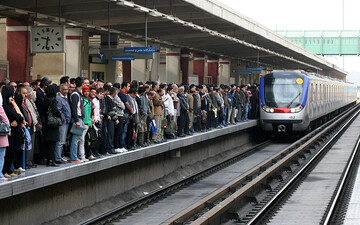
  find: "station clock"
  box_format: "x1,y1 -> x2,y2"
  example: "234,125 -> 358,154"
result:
31,26 -> 64,53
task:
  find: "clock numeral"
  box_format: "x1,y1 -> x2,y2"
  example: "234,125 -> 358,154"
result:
56,32 -> 59,35
37,44 -> 40,46
35,38 -> 39,41
51,29 -> 54,33
46,28 -> 49,32
51,46 -> 54,50
56,43 -> 59,46
57,37 -> 62,41
42,46 -> 45,50
37,33 -> 41,36
42,29 -> 45,33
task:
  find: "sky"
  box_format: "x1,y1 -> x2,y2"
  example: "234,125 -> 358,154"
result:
218,0 -> 360,85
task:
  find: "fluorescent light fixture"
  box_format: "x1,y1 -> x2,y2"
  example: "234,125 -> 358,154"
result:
134,6 -> 150,13
148,9 -> 161,17
209,32 -> 217,36
67,22 -> 78,26
116,1 -> 135,7
86,24 -> 96,29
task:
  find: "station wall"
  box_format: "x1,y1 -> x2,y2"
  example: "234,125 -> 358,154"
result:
0,19 -> 6,61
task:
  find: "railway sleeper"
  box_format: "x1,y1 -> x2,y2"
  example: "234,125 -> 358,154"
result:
245,196 -> 258,204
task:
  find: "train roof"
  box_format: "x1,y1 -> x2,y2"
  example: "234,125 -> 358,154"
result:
271,70 -> 355,85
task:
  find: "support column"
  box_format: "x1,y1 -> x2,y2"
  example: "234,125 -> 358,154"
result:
6,17 -> 33,82
218,58 -> 230,85
101,34 -> 120,83
166,48 -> 180,84
193,52 -> 205,85
180,50 -> 190,84
65,28 -> 82,78
207,56 -> 218,85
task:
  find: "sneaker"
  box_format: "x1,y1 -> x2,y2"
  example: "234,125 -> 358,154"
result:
62,156 -> 69,161
89,155 -> 96,160
71,159 -> 81,163
121,148 -> 128,153
16,167 -> 25,174
10,173 -> 18,177
114,148 -> 122,153
80,158 -> 89,162
4,173 -> 11,178
55,160 -> 67,164
0,177 -> 7,181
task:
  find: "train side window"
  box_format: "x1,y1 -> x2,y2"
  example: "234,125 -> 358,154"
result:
311,83 -> 314,102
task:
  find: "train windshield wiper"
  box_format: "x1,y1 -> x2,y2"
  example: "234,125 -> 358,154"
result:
286,92 -> 301,108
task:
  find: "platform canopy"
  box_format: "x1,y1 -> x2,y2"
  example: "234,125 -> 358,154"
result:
0,0 -> 347,78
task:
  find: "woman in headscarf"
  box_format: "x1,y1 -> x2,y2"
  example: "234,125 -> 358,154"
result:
2,85 -> 24,178
0,90 -> 9,181
43,84 -> 61,167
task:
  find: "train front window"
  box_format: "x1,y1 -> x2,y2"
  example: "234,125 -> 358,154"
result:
264,75 -> 303,108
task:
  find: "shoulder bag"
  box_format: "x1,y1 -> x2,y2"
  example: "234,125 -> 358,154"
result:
0,120 -> 11,136
47,105 -> 62,127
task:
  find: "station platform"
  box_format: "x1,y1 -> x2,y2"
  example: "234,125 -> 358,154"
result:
0,120 -> 258,201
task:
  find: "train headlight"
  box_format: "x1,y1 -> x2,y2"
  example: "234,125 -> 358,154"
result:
290,105 -> 304,113
262,105 -> 274,113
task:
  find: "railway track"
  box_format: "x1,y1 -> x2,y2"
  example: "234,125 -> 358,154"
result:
165,104 -> 360,225
82,104 -> 359,225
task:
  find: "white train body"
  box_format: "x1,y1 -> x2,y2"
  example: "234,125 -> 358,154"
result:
260,70 -> 357,132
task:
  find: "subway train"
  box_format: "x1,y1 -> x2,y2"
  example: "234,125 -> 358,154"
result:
259,70 -> 357,133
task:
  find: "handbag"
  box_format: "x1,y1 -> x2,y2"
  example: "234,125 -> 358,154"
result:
161,118 -> 167,129
47,106 -> 62,127
0,120 -> 11,136
70,121 -> 86,136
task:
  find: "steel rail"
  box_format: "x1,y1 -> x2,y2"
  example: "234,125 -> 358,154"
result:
80,140 -> 270,225
322,136 -> 360,224
246,106 -> 360,225
162,104 -> 358,225
187,104 -> 359,225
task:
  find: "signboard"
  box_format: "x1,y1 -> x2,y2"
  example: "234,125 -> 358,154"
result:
98,52 -> 106,61
102,48 -> 154,59
112,55 -> 135,61
246,67 -> 263,71
124,47 -> 157,54
188,75 -> 199,85
239,71 -> 252,75
232,69 -> 237,74
230,77 -> 235,84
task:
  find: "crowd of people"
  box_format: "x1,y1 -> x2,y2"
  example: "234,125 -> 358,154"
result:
0,76 -> 259,181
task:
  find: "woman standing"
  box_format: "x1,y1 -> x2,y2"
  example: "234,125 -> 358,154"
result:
0,99 -> 10,181
2,85 -> 24,178
43,84 -> 61,167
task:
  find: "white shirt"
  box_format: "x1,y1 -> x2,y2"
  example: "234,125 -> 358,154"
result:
93,98 -> 101,122
164,93 -> 175,116
130,96 -> 138,115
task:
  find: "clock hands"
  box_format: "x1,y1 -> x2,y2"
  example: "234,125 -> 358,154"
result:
41,37 -> 50,50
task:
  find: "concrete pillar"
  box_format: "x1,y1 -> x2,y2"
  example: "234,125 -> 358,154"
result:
166,48 -> 180,83
131,42 -> 146,82
207,56 -> 218,85
158,48 -> 166,82
193,52 -> 205,84
6,17 -> 33,82
65,28 -> 82,78
81,31 -> 89,78
101,34 -> 119,83
180,50 -> 190,84
218,58 -> 231,85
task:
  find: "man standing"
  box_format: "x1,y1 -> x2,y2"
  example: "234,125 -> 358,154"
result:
55,84 -> 71,164
69,77 -> 86,162
152,83 -> 166,143
118,81 -> 133,149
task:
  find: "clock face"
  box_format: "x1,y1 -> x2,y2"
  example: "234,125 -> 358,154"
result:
31,26 -> 64,53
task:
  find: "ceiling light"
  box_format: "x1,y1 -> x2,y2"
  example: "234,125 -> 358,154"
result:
116,1 -> 135,7
134,6 -> 150,13
148,9 -> 161,17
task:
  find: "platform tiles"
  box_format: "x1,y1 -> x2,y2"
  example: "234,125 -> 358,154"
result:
344,152 -> 360,225
0,120 -> 258,200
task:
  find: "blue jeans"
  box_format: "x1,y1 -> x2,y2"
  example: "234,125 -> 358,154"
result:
121,121 -> 128,149
70,120 -> 86,161
221,107 -> 227,126
55,123 -> 69,161
0,147 -> 5,178
242,103 -> 249,120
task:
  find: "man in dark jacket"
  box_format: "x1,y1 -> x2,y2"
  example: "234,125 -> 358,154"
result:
177,86 -> 189,137
35,77 -> 51,165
